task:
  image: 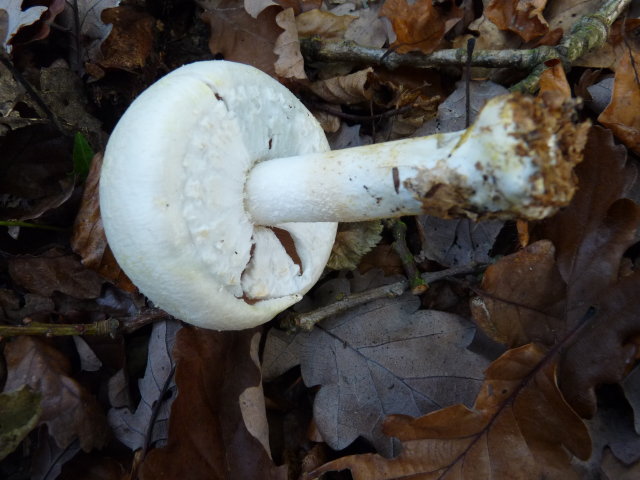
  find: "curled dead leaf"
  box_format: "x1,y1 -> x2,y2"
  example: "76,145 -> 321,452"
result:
309,68 -> 374,105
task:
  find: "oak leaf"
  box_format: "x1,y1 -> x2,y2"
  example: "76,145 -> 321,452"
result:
310,344 -> 590,480
264,295 -> 489,456
470,127 -> 640,417
200,0 -> 281,77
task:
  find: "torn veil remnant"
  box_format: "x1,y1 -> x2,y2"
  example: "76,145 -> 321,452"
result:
100,61 -> 589,331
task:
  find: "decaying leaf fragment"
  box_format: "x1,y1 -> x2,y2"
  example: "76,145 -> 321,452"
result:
485,0 -> 549,42
599,49 -> 640,155
2,336 -> 109,451
379,0 -> 462,54
0,386 -> 42,461
310,344 -> 590,480
200,0 -> 282,77
71,153 -> 136,292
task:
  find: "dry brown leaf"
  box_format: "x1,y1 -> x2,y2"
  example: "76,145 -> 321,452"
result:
309,68 -> 374,105
559,270 -> 640,418
470,240 -> 566,346
295,8 -> 355,40
9,246 -> 104,299
274,8 -> 306,80
71,153 -> 136,292
538,59 -> 571,99
201,1 -> 282,77
0,130 -> 74,222
599,49 -> 640,155
470,127 -> 640,418
2,336 -> 109,451
472,127 -> 640,347
244,0 -> 320,18
485,0 -> 549,43
380,0 -> 460,54
139,326 -> 286,480
310,344 -> 590,480
99,6 -> 156,71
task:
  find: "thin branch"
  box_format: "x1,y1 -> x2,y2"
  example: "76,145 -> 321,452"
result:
301,0 -> 632,93
286,264 -> 485,332
0,319 -> 120,338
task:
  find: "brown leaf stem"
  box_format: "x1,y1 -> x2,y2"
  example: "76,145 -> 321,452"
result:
0,319 -> 120,338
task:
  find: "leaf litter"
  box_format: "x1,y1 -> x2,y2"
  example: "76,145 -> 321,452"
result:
2,0 -> 640,478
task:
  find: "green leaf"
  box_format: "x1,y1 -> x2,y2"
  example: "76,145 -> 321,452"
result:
72,132 -> 94,180
0,386 -> 42,460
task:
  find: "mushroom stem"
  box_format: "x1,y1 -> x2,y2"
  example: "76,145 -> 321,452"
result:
245,93 -> 588,225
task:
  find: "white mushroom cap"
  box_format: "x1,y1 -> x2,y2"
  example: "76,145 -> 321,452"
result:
100,61 -> 337,330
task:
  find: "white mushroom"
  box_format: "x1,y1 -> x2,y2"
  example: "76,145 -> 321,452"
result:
100,61 -> 588,331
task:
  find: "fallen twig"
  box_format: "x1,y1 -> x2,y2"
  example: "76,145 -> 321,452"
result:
287,264 -> 486,332
301,0 -> 632,93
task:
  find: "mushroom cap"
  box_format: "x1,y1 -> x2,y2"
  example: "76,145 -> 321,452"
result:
100,61 -> 337,330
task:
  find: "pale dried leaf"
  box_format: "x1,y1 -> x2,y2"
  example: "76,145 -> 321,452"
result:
309,68 -> 374,104
239,332 -> 271,455
546,0 -> 601,34
310,109 -> 340,132
327,123 -> 372,150
244,0 -> 277,18
296,8 -> 356,40
623,365 -> 640,435
344,6 -> 388,48
327,220 -> 383,270
58,0 -> 120,69
107,320 -> 180,450
72,336 -> 103,372
274,8 -> 306,80
417,216 -> 503,267
586,76 -> 614,114
1,0 -> 47,52
414,80 -> 508,135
